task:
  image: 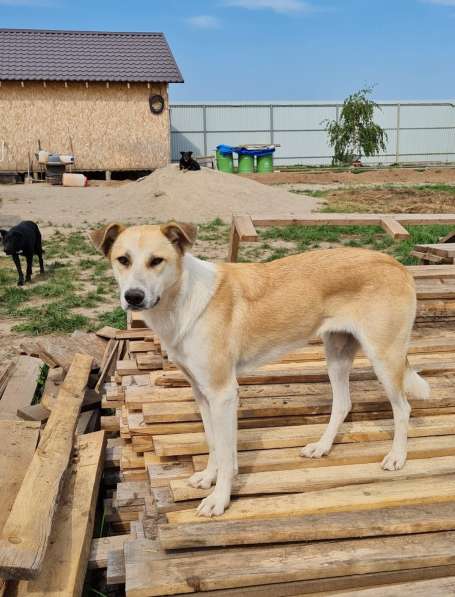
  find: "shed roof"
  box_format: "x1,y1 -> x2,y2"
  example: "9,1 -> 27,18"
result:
0,28 -> 183,83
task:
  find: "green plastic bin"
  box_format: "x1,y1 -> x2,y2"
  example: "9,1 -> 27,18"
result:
216,149 -> 234,173
238,153 -> 255,174
257,153 -> 274,173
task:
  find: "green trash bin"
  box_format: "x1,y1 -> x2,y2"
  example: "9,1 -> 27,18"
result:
238,153 -> 255,174
216,149 -> 234,173
257,153 -> 274,173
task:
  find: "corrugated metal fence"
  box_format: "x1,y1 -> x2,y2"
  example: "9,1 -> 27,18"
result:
170,101 -> 455,166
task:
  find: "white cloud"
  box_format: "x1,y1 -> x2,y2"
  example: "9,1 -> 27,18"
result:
422,0 -> 455,5
187,15 -> 221,29
223,0 -> 313,14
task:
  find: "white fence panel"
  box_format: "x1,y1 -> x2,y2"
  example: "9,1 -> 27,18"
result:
170,101 -> 455,165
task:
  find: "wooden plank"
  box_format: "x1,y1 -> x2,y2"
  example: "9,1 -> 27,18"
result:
0,353 -> 93,580
153,415 -> 455,457
0,361 -> 14,398
159,501 -> 455,549
193,434 -> 455,474
322,576 -> 455,596
13,431 -> 105,596
0,357 -> 42,420
124,531 -> 455,596
0,421 -> 40,533
380,217 -> 410,240
167,474 -> 455,525
115,330 -> 154,340
89,536 -> 131,570
234,215 -> 259,241
414,244 -> 455,259
107,549 -> 126,585
115,481 -> 149,508
16,404 -> 50,423
170,455 -> 455,501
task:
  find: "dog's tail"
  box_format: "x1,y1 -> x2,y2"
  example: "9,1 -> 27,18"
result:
404,360 -> 430,400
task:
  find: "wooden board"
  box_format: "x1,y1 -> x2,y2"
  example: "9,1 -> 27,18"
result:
322,576 -> 455,596
169,455 -> 455,501
0,353 -> 93,580
0,357 -> 42,420
89,535 -> 131,570
159,501 -> 455,549
167,474 -> 455,524
124,531 -> 455,595
193,434 -> 455,474
13,431 -> 105,596
153,415 -> 455,456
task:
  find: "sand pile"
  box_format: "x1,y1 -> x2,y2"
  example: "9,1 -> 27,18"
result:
117,164 -> 319,222
0,164 -> 318,227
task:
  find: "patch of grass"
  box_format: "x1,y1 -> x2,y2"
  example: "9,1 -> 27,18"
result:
291,188 -> 330,198
198,218 -> 229,242
13,302 -> 90,335
32,364 -> 49,404
97,307 -> 127,330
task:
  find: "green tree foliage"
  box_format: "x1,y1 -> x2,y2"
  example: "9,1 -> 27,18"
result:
325,87 -> 387,166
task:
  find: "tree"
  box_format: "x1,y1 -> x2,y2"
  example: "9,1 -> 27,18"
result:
325,87 -> 387,166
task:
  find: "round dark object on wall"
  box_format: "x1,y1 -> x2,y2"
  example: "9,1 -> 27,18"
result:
149,94 -> 165,114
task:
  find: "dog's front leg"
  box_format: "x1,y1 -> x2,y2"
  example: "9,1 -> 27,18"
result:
25,253 -> 33,283
197,382 -> 238,517
12,254 -> 24,286
188,386 -> 218,489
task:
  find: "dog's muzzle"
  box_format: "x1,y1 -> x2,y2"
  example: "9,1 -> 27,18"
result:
124,289 -> 160,310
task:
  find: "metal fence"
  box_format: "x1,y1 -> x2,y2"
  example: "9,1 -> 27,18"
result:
170,101 -> 455,166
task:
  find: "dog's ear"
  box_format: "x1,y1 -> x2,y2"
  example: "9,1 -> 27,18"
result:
180,151 -> 185,156
89,223 -> 125,257
160,221 -> 197,253
188,152 -> 193,156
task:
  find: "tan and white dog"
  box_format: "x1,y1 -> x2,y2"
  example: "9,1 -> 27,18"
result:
91,221 -> 430,517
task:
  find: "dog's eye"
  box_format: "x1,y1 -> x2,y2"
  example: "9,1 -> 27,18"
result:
117,256 -> 130,266
149,257 -> 164,268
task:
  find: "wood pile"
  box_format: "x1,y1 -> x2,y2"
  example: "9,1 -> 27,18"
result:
0,353 -> 105,596
94,284 -> 455,596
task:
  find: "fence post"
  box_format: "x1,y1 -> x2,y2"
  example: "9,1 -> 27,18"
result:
203,105 -> 208,156
395,103 -> 401,164
270,105 -> 274,146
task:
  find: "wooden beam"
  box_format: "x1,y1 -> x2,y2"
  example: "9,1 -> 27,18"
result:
153,415 -> 455,457
227,217 -> 241,262
168,474 -> 455,525
380,217 -> 410,240
124,531 -> 455,596
159,501 -> 455,549
0,353 -> 93,580
170,455 -> 455,501
13,432 -> 105,596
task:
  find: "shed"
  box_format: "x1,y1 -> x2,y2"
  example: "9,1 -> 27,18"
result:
0,28 -> 183,175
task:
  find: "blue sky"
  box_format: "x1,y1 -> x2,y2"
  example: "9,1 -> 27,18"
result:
1,0 -> 454,101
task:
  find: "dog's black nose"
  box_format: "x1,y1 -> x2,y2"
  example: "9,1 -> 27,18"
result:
125,288 -> 145,307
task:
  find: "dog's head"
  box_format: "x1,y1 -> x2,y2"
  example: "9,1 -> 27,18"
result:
90,222 -> 197,311
0,228 -> 21,255
180,151 -> 193,163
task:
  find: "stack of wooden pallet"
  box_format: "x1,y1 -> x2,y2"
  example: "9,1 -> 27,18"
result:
413,265 -> 455,322
96,303 -> 455,595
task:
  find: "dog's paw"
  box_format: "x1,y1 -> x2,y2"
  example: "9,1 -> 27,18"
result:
188,469 -> 217,489
300,441 -> 331,459
17,280 -> 24,287
382,449 -> 407,471
196,491 -> 230,517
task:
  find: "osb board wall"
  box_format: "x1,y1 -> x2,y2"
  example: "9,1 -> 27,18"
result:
0,81 -> 170,171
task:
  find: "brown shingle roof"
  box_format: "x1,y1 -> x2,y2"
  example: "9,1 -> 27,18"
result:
0,28 -> 183,82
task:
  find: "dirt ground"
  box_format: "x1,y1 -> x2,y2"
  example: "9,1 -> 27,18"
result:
317,186 -> 455,213
246,166 -> 455,186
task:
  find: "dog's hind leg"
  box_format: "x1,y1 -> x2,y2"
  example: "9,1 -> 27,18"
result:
188,386 -> 218,489
25,252 -> 33,282
35,239 -> 45,274
369,351 -> 412,471
301,331 -> 359,459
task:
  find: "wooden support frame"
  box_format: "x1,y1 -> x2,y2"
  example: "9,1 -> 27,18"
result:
226,213 -> 455,262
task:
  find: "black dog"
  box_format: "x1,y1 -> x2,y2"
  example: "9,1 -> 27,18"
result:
179,151 -> 201,171
0,221 -> 45,286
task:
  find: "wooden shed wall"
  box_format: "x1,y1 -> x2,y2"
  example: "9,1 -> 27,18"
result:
0,81 -> 170,171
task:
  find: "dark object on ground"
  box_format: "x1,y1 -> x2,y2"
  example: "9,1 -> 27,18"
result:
0,220 -> 45,286
179,151 -> 201,171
